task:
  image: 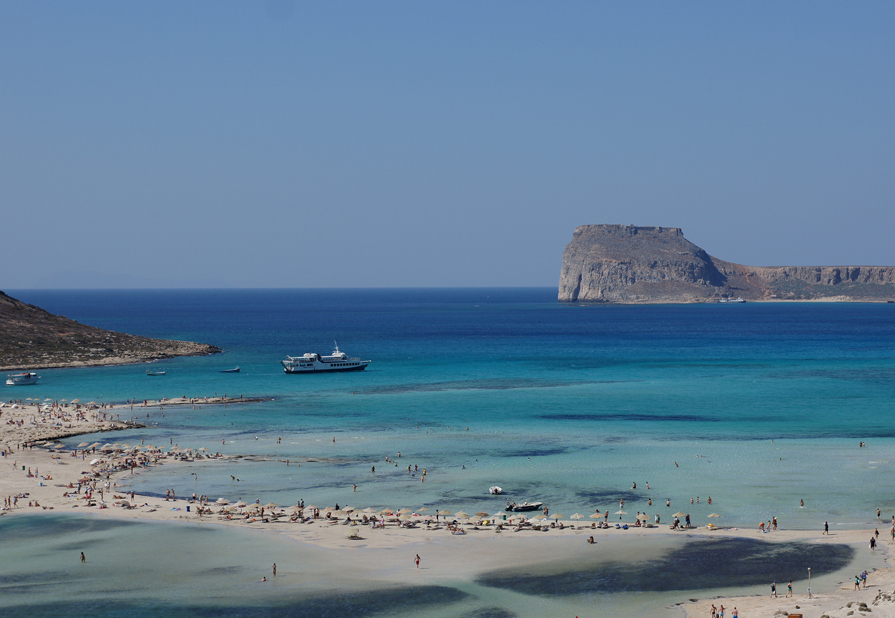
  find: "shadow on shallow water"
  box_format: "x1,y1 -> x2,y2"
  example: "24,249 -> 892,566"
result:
476,537 -> 854,595
4,585 -> 469,618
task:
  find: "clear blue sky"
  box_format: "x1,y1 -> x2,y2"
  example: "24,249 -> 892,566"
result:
3,1 -> 894,288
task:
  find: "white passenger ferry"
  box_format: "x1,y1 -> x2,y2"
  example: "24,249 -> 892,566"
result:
281,343 -> 370,374
6,372 -> 40,386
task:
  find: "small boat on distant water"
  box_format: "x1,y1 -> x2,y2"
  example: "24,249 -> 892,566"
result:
146,370 -> 166,376
489,486 -> 503,495
220,367 -> 240,373
719,297 -> 746,303
6,372 -> 40,386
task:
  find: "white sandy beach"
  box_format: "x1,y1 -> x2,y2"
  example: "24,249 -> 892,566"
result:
2,397 -> 894,618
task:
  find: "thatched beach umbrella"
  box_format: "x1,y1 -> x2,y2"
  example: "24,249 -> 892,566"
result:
673,512 -> 687,518
707,513 -> 721,518
570,513 -> 584,521
637,513 -> 650,521
78,442 -> 90,448
615,510 -> 627,520
215,498 -> 230,505
454,511 -> 469,520
437,509 -> 453,516
589,513 -> 603,520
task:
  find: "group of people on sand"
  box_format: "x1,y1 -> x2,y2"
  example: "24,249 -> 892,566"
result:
709,603 -> 737,617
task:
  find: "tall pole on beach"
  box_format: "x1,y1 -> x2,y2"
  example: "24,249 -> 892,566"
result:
808,567 -> 812,598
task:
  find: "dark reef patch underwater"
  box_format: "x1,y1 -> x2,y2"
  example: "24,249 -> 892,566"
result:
475,537 -> 854,595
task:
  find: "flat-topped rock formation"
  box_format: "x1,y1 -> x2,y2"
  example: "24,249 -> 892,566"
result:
0,290 -> 220,370
559,225 -> 895,303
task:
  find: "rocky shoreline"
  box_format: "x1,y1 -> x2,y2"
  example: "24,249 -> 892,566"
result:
559,225 -> 895,303
0,289 -> 220,371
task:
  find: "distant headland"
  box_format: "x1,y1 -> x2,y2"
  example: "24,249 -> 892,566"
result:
559,225 -> 895,303
0,290 -> 220,370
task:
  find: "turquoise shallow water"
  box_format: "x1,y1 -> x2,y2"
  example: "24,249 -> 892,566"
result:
5,289 -> 895,616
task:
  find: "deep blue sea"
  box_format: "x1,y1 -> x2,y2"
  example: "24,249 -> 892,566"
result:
3,288 -> 894,617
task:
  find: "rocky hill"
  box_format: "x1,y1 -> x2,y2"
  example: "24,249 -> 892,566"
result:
559,225 -> 895,303
0,290 -> 220,370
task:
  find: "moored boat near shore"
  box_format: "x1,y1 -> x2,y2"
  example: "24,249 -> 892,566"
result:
5,372 -> 40,386
505,501 -> 543,512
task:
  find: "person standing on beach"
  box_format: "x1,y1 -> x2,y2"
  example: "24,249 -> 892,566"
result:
823,521 -> 829,535
770,581 -> 777,597
414,554 -> 420,569
710,604 -> 716,617
786,581 -> 792,597
80,552 -> 86,563
272,563 -> 276,576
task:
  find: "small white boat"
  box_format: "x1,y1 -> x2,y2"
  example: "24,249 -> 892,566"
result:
146,370 -> 166,376
220,367 -> 240,373
6,372 -> 40,386
719,297 -> 746,303
505,501 -> 543,512
489,486 -> 503,495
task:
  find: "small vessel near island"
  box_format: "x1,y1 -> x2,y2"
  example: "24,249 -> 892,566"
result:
719,297 -> 746,303
505,501 -> 544,512
6,372 -> 40,386
489,486 -> 503,495
281,342 -> 370,374
220,367 -> 240,373
146,370 -> 166,376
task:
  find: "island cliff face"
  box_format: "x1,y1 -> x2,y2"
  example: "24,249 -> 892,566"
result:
559,225 -> 895,303
0,290 -> 221,370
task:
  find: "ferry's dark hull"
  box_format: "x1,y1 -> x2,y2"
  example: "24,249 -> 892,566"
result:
284,364 -> 368,374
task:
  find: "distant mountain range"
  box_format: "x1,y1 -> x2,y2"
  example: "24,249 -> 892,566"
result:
559,225 -> 895,303
0,290 -> 220,370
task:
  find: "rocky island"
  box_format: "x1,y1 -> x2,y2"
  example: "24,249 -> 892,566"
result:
559,225 -> 895,303
0,290 -> 220,370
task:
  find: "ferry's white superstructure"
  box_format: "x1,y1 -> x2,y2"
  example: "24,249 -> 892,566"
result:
6,372 -> 40,386
281,343 -> 370,374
